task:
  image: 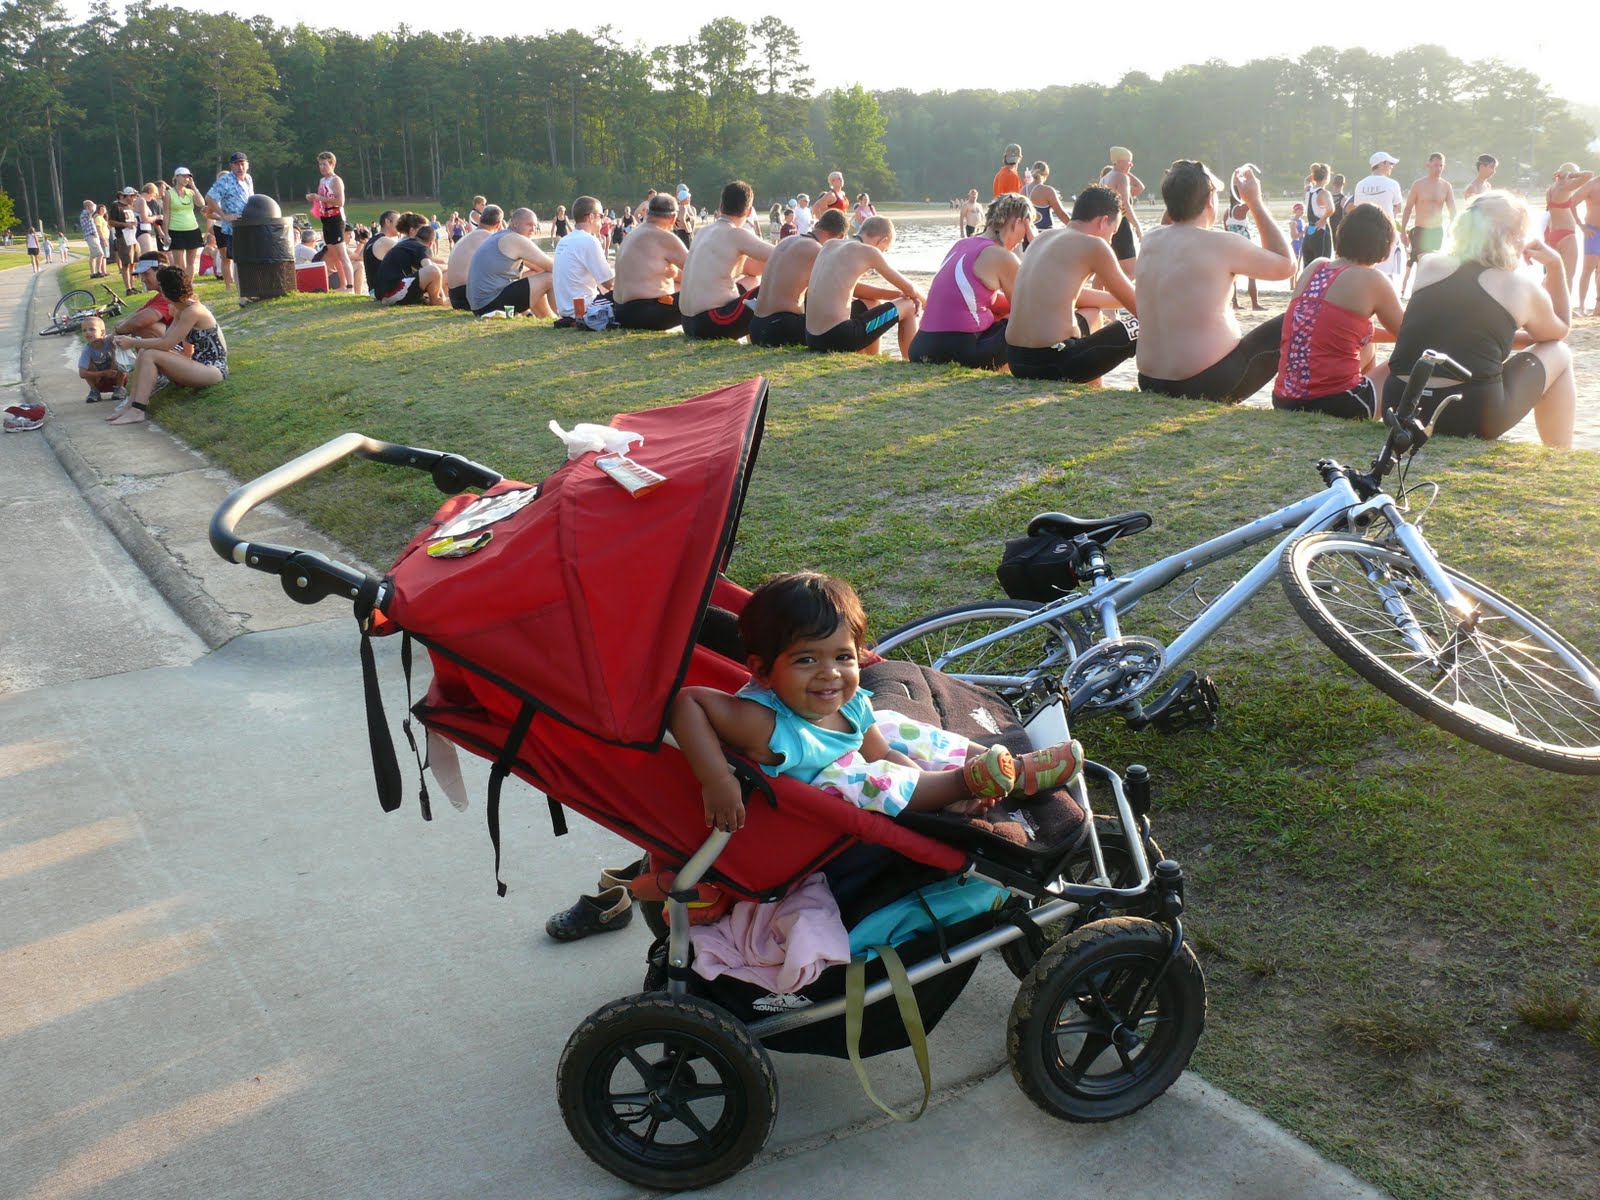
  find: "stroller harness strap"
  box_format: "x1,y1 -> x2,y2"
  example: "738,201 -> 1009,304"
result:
359,619 -> 403,815
845,946 -> 931,1121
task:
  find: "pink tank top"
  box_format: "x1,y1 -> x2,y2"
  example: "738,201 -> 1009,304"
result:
921,236 -> 1000,335
1275,263 -> 1373,399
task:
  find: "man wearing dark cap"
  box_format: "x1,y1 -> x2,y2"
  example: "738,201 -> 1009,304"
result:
108,187 -> 141,293
612,193 -> 688,331
205,152 -> 254,293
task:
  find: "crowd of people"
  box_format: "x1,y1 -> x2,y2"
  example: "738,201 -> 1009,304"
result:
49,138 -> 1595,449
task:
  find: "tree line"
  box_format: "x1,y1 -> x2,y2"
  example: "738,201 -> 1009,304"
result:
1,0 -> 1591,234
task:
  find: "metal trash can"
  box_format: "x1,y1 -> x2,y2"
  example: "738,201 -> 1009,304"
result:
231,193 -> 294,303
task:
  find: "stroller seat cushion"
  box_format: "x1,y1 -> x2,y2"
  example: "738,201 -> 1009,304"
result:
859,660 -> 1086,861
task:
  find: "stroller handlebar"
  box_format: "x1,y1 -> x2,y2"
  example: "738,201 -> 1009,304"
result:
210,432 -> 504,611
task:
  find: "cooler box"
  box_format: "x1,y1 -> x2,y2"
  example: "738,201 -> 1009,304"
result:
295,263 -> 328,293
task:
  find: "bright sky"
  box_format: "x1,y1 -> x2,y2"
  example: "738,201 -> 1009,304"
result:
83,3 -> 1589,109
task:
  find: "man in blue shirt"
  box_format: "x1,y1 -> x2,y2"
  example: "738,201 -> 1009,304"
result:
205,152 -> 254,294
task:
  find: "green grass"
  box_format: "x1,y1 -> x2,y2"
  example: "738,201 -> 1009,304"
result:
55,260 -> 1600,1198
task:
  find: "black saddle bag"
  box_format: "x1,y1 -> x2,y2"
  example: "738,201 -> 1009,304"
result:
997,532 -> 1079,602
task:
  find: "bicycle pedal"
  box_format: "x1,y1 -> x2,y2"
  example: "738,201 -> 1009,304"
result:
1144,671 -> 1220,734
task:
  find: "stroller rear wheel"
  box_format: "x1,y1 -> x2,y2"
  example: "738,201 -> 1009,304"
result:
999,819 -> 1164,980
1008,916 -> 1204,1122
559,992 -> 778,1190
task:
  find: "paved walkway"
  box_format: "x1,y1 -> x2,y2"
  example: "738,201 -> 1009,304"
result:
0,262 -> 1389,1199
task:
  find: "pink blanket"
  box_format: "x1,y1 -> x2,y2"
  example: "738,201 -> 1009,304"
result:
689,873 -> 850,993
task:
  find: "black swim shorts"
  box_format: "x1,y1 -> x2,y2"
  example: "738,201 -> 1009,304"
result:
321,214 -> 346,245
1138,315 -> 1284,403
1407,225 -> 1444,265
1007,313 -> 1140,382
1111,215 -> 1136,261
1380,353 -> 1546,441
908,321 -> 1011,370
1272,375 -> 1379,421
683,290 -> 758,340
805,299 -> 901,353
448,284 -> 471,312
615,294 -> 683,331
748,310 -> 807,348
471,277 -> 533,316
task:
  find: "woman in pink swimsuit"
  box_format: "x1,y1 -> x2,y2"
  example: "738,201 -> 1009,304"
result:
907,193 -> 1033,370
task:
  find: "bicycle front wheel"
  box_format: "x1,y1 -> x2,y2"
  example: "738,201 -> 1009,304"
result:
874,600 -> 1089,706
46,290 -> 98,335
1281,533 -> 1600,773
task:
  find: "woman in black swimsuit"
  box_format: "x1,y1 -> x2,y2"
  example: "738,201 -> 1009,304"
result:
109,266 -> 229,426
1382,191 -> 1575,447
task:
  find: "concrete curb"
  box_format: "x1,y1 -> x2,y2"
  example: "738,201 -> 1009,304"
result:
19,268 -> 243,650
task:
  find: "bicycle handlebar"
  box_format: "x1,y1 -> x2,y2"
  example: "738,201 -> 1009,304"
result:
210,433 -> 503,610
1373,348 -> 1471,473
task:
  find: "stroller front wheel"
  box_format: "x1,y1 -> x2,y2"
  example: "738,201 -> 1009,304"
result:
1008,916 -> 1205,1122
559,992 -> 778,1189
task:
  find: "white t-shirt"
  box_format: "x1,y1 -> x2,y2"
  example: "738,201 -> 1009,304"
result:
1349,172 -> 1405,276
1349,173 -> 1403,215
551,229 -> 614,318
793,206 -> 815,235
294,243 -> 317,264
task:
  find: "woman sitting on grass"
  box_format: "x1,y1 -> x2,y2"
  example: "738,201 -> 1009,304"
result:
1272,203 -> 1404,420
109,265 -> 228,426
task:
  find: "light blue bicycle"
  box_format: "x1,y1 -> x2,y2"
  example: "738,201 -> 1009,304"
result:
876,351 -> 1600,774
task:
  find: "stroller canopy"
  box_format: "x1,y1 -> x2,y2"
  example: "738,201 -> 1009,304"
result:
384,377 -> 767,748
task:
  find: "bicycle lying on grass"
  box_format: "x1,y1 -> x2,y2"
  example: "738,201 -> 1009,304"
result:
876,350 -> 1600,774
37,284 -> 126,336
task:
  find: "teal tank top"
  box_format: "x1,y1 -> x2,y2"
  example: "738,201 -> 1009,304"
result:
735,682 -> 875,782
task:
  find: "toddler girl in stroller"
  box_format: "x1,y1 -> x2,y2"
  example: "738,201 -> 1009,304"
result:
672,571 -> 1084,833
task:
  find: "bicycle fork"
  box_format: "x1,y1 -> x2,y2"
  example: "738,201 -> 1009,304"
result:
1361,507 -> 1471,673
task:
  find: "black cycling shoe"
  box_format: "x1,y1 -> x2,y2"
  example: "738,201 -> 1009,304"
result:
545,885 -> 634,942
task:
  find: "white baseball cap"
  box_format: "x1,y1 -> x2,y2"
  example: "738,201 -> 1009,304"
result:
1369,151 -> 1399,167
174,166 -> 192,177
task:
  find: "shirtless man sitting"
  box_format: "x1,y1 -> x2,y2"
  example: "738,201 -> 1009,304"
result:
748,208 -> 849,348
612,193 -> 688,331
464,207 -> 554,317
803,215 -> 924,356
679,180 -> 773,340
1006,185 -> 1140,382
1135,161 -> 1294,403
1104,146 -> 1145,276
1400,152 -> 1457,297
446,204 -> 501,310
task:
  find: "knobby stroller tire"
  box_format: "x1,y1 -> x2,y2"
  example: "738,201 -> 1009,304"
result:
999,819 -> 1163,980
1281,533 -> 1600,774
558,992 -> 778,1190
874,600 -> 1089,707
1008,916 -> 1204,1122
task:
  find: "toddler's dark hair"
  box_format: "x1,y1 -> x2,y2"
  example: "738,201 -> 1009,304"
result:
738,572 -> 867,672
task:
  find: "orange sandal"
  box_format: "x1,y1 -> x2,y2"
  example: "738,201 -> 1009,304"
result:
962,743 -> 1017,799
1014,739 -> 1084,795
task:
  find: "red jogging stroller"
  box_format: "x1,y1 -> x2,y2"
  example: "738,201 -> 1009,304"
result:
211,378 -> 1204,1191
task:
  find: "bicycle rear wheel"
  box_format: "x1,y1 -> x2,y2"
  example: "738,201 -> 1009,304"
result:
44,290 -> 98,336
873,600 -> 1088,707
1281,533 -> 1600,773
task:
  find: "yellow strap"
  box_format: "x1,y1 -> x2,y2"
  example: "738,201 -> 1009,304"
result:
844,945 -> 931,1122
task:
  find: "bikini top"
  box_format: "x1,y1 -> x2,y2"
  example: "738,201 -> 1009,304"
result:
1547,196 -> 1576,211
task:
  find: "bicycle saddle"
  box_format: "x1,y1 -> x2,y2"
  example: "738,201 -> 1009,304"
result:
1027,510 -> 1153,542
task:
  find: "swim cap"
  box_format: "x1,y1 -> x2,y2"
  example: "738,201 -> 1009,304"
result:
1109,146 -> 1132,164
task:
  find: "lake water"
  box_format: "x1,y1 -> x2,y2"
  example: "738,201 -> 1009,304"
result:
879,214 -> 1600,451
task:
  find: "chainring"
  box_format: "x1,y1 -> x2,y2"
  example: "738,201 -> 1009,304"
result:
1063,636 -> 1168,712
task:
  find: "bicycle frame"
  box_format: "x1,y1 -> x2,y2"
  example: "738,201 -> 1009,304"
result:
927,472 -> 1443,696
